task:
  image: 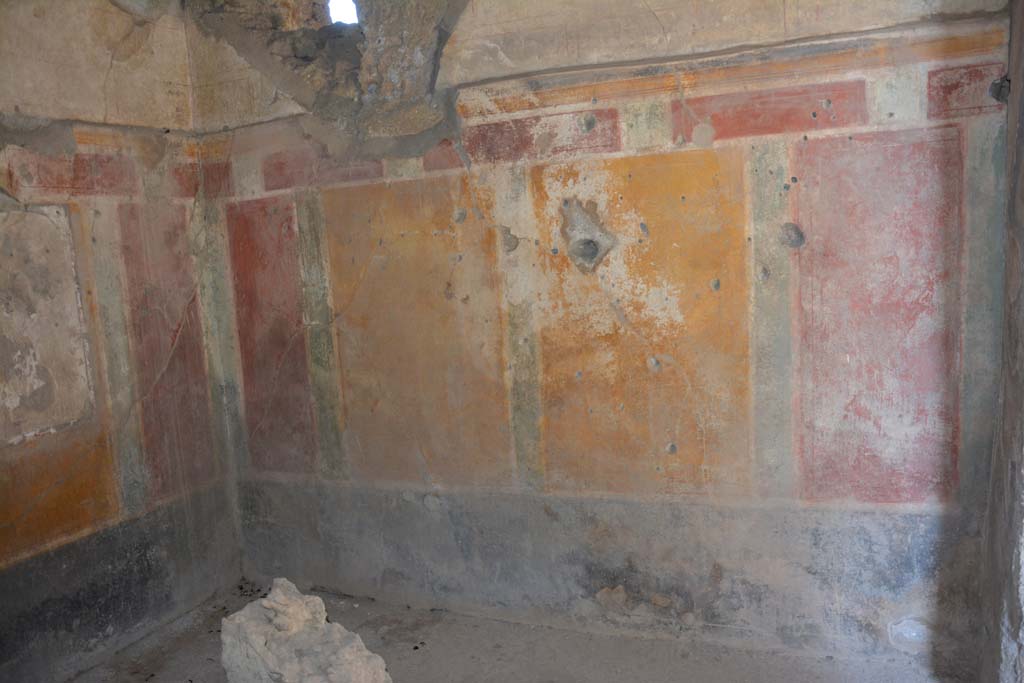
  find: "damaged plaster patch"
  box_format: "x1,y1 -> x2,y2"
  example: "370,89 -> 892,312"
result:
1,207 -> 93,444
559,198 -> 616,273
534,166 -> 687,339
0,337 -> 53,414
690,122 -> 715,147
498,225 -> 521,253
0,113 -> 76,158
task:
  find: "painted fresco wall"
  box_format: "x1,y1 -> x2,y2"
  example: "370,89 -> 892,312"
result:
223,17 -> 1008,675
0,127 -> 239,681
0,2 -> 1011,681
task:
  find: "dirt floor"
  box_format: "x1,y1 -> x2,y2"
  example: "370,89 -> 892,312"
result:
73,579 -> 937,683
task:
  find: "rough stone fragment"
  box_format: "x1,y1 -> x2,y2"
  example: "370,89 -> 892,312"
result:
221,578 -> 392,683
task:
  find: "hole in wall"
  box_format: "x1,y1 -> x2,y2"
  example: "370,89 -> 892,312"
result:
328,0 -> 359,24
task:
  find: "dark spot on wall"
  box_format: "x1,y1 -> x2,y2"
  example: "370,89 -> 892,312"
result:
498,225 -> 520,253
780,222 -> 806,249
572,238 -> 599,261
558,198 -> 617,273
571,553 -> 698,618
777,621 -> 825,649
543,504 -> 561,522
990,74 -> 1011,104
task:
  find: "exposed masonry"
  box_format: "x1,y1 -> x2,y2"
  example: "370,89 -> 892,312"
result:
185,0 -> 470,158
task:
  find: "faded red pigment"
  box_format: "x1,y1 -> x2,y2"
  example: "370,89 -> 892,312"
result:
120,202 -> 218,499
793,126 -> 962,503
422,138 -> 463,171
927,62 -> 1006,119
671,80 -> 868,143
172,160 -> 233,199
6,150 -> 138,196
226,196 -> 318,473
462,108 -> 621,164
263,148 -> 383,191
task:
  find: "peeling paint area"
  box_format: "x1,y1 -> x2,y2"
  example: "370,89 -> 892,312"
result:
0,208 -> 93,444
322,175 -> 514,486
529,150 -> 750,494
793,127 -> 963,503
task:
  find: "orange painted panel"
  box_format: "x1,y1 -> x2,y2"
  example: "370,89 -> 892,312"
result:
322,176 -> 514,486
0,429 -> 118,565
530,149 -> 750,495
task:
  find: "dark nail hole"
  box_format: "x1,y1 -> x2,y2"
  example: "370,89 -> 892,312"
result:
780,222 -> 806,249
574,239 -> 599,260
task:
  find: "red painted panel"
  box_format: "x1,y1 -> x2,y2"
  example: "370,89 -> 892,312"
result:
422,138 -> 463,171
263,148 -> 383,190
793,127 -> 962,503
119,202 -> 217,499
463,108 -> 620,163
226,196 -> 317,473
7,148 -> 73,192
32,154 -> 74,189
5,150 -> 137,197
72,153 -> 137,195
671,80 -> 867,142
172,160 -> 233,198
263,148 -> 317,190
927,62 -> 1005,119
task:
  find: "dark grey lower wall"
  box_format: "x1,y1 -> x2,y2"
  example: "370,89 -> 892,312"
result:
980,1 -> 1024,681
240,478 -> 980,679
0,483 -> 238,683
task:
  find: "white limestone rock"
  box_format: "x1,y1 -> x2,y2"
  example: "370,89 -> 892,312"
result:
221,578 -> 392,683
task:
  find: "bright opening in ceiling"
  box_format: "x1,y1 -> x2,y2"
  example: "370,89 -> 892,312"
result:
328,0 -> 358,24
